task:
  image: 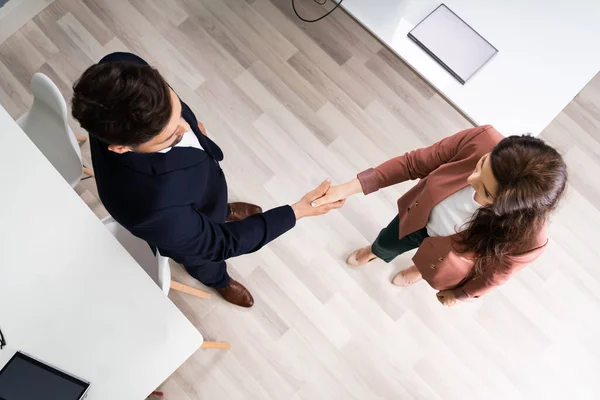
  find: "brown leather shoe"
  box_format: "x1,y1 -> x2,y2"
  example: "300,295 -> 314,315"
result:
226,202 -> 263,222
216,278 -> 254,308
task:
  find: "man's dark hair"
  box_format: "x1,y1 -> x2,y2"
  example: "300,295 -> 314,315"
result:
72,62 -> 172,146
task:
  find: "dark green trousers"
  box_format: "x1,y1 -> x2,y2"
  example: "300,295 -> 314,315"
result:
371,215 -> 429,263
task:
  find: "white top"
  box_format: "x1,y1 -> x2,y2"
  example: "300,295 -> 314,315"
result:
342,0 -> 600,135
426,186 -> 480,237
0,105 -> 203,399
158,130 -> 204,153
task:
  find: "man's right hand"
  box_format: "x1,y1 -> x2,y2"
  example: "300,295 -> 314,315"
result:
292,179 -> 345,220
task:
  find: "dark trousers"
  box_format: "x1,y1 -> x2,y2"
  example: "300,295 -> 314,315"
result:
185,261 -> 230,288
183,204 -> 233,288
371,215 -> 429,263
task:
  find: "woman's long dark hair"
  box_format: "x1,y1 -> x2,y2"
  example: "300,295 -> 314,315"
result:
457,135 -> 567,273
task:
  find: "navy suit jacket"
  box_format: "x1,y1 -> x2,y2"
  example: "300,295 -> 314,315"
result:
90,52 -> 296,267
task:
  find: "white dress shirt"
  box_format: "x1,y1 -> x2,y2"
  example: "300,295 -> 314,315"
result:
158,130 -> 204,153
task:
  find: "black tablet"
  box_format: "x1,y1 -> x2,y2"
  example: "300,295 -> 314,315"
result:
0,352 -> 90,400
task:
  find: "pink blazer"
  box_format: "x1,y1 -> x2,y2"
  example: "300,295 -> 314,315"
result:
358,126 -> 548,301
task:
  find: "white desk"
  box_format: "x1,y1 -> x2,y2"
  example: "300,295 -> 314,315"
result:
343,0 -> 600,135
0,105 -> 203,399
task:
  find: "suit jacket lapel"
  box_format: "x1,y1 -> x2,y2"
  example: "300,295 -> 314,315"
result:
180,99 -> 224,162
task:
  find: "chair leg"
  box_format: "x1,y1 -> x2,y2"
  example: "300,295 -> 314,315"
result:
170,280 -> 211,299
76,135 -> 88,145
200,341 -> 231,350
82,166 -> 95,177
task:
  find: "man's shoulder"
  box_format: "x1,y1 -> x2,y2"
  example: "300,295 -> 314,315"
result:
95,160 -> 198,221
99,52 -> 149,66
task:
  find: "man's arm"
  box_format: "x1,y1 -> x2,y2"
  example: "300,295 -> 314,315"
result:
134,180 -> 343,266
136,205 -> 295,266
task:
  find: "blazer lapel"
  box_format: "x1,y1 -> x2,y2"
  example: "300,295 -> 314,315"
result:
180,99 -> 224,162
425,168 -> 472,212
426,152 -> 484,210
193,125 -> 224,162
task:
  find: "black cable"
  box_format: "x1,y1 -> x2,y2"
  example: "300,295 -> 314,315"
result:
292,0 -> 344,23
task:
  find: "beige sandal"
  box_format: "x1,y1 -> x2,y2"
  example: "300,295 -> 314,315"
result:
391,265 -> 422,287
346,245 -> 378,267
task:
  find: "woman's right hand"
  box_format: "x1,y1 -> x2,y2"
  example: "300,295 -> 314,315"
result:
311,178 -> 363,207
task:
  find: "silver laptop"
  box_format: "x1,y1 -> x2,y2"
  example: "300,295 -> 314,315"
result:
408,4 -> 498,84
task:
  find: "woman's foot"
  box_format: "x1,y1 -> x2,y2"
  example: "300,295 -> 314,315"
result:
392,265 -> 422,287
346,245 -> 379,267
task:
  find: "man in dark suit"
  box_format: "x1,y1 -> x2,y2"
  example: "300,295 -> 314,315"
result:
72,53 -> 343,308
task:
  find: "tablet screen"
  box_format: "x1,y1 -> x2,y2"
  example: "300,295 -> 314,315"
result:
0,352 -> 89,400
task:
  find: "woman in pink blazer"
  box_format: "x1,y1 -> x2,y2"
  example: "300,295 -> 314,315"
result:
313,126 -> 567,306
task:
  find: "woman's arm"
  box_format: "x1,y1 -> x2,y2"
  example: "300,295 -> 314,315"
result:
312,126 -> 491,207
359,126 -> 491,195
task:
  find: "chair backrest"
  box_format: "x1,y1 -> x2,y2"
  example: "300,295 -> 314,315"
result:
17,73 -> 83,188
102,216 -> 171,294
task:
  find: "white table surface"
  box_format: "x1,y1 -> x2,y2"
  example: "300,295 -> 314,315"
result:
342,0 -> 600,135
0,105 -> 203,399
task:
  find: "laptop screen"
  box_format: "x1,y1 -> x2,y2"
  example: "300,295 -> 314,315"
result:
0,352 -> 89,400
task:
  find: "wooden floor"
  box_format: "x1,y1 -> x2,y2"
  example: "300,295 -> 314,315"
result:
2,0 -> 600,399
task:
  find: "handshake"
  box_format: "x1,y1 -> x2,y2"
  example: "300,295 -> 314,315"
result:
291,178 -> 363,220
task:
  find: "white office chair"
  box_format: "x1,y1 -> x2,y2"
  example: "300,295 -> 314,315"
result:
17,73 -> 92,188
102,216 -> 230,355
101,216 -> 212,299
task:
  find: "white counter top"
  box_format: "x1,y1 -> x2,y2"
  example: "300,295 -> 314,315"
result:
0,105 -> 203,399
342,0 -> 600,135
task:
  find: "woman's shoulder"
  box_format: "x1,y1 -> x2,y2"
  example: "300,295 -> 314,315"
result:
452,125 -> 502,160
469,125 -> 504,147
